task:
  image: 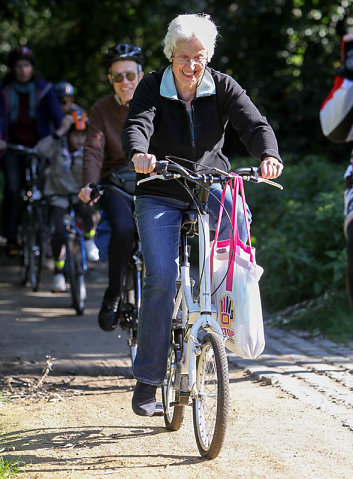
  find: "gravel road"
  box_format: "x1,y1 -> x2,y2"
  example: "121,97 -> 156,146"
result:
1,252 -> 353,478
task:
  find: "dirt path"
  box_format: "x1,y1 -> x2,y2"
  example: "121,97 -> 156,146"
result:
1,253 -> 353,478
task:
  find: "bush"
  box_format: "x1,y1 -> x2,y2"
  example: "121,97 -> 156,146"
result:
231,155 -> 347,313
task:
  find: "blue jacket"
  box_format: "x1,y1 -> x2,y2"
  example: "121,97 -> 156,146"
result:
0,77 -> 63,141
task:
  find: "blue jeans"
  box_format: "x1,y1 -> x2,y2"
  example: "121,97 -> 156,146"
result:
133,184 -> 251,385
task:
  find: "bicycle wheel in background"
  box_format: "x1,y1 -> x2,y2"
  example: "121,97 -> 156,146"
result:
192,331 -> 229,459
162,344 -> 185,431
66,235 -> 86,315
20,205 -> 43,292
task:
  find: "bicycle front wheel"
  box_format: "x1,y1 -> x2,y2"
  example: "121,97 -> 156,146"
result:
66,235 -> 86,315
192,332 -> 229,459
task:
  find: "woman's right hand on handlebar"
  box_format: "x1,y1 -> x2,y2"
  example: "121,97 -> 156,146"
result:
131,152 -> 157,174
78,185 -> 98,204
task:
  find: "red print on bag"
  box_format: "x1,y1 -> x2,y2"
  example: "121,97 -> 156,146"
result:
220,294 -> 235,326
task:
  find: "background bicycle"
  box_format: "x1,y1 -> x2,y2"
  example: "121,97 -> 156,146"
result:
5,143 -> 47,292
46,193 -> 90,315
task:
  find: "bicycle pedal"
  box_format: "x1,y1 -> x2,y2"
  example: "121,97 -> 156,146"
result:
153,402 -> 164,416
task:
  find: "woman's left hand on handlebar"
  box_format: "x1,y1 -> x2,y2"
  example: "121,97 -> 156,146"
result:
131,152 -> 157,174
260,157 -> 283,179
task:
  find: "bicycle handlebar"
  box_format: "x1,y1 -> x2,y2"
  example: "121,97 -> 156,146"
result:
134,157 -> 283,190
89,182 -> 135,202
6,143 -> 39,155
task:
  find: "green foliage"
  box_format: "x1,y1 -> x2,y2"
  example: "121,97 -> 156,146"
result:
209,0 -> 353,157
1,0 -> 352,157
233,155 -> 347,313
274,290 -> 353,342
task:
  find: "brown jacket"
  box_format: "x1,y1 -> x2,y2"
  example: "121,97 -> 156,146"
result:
83,93 -> 129,185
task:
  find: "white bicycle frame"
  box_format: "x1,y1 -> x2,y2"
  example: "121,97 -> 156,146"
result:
172,208 -> 225,397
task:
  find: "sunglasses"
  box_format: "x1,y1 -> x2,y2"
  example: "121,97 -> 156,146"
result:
110,71 -> 137,83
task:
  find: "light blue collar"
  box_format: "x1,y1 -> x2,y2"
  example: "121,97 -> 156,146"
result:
160,65 -> 215,100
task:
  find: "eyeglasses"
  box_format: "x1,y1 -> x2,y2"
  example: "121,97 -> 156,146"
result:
60,98 -> 72,105
172,55 -> 207,66
110,71 -> 137,83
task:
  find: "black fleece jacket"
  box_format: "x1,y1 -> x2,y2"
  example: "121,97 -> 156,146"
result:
122,66 -> 281,201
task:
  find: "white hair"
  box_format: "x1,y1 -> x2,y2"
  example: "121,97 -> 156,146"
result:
163,13 -> 218,62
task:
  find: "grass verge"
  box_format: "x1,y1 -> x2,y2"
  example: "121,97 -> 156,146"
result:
268,289 -> 353,343
0,457 -> 24,478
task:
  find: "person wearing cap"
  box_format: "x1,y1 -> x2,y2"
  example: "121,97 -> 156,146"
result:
54,81 -> 84,115
78,43 -> 144,331
0,46 -> 63,256
36,110 -> 100,292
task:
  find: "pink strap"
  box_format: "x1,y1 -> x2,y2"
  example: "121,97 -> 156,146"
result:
211,177 -> 235,279
211,174 -> 254,290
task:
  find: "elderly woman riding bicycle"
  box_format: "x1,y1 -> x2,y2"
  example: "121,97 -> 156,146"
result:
122,13 -> 283,416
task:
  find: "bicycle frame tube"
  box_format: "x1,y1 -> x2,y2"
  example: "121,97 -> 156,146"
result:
74,224 -> 88,272
64,207 -> 88,273
177,210 -> 224,394
198,212 -> 212,313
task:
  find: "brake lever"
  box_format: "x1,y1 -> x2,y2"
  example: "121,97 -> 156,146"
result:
137,173 -> 181,186
257,177 -> 283,190
88,183 -> 103,201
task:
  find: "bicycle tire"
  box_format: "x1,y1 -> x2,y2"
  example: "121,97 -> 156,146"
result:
20,205 -> 42,291
129,331 -> 138,365
162,345 -> 185,431
192,331 -> 229,459
31,205 -> 44,292
66,235 -> 86,315
20,209 -> 29,286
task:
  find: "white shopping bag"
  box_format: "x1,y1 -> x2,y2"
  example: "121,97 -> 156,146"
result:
212,243 -> 264,358
211,174 -> 265,359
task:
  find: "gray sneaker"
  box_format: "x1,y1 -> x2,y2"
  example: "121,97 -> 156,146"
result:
52,273 -> 66,293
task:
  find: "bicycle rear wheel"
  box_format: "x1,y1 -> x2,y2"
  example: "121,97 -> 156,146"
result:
192,331 -> 229,459
66,235 -> 86,315
21,205 -> 43,292
162,345 -> 185,431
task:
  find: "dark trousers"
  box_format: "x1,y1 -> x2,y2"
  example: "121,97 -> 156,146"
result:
1,150 -> 26,242
99,179 -> 137,298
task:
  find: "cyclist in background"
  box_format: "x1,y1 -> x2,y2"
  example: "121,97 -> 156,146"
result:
320,32 -> 353,306
36,110 -> 100,293
0,46 -> 63,256
78,43 -> 144,332
55,81 -> 84,115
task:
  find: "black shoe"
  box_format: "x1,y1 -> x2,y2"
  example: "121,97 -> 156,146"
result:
98,290 -> 119,332
132,381 -> 157,417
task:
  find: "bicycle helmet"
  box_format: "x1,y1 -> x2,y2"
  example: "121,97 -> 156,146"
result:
104,43 -> 144,71
55,81 -> 75,98
68,110 -> 89,132
8,46 -> 35,68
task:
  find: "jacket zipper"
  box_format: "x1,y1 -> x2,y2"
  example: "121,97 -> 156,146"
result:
181,100 -> 196,162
